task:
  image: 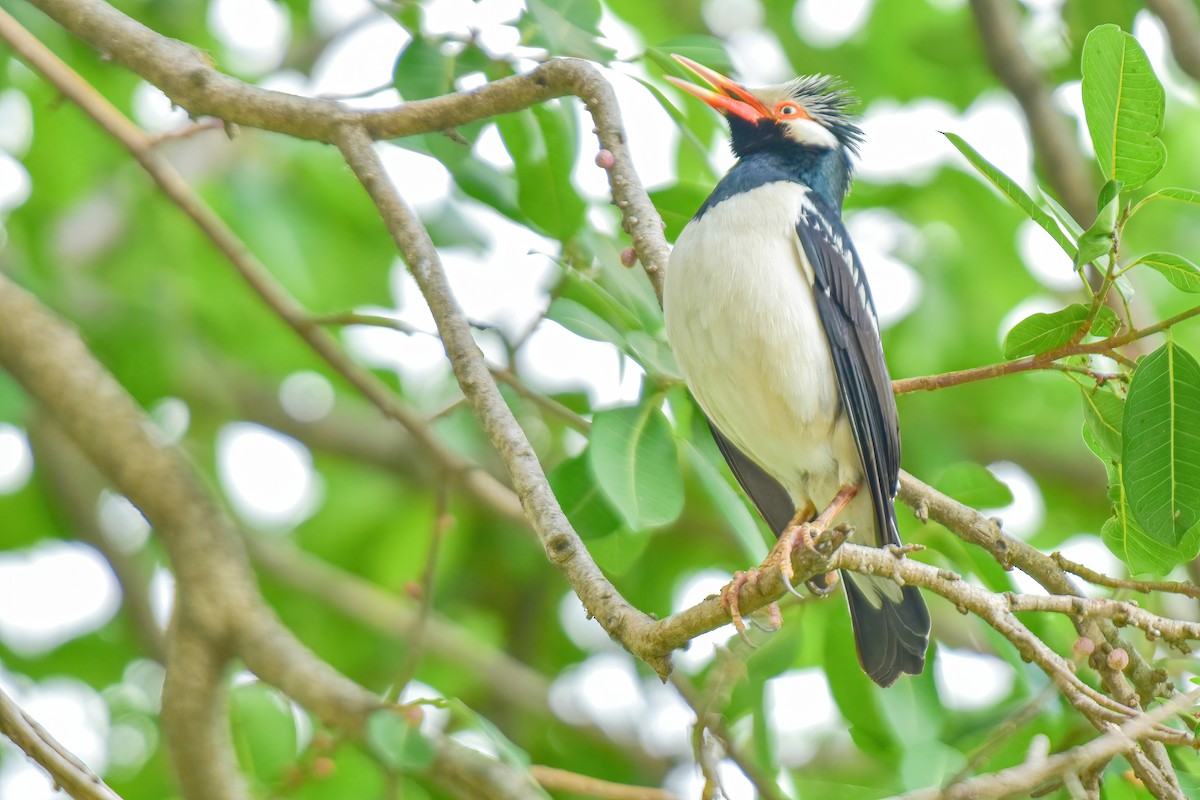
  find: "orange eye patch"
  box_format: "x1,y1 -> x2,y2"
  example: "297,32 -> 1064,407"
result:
774,102 -> 811,120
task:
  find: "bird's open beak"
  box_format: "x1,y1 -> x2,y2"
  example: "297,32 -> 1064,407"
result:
665,54 -> 771,124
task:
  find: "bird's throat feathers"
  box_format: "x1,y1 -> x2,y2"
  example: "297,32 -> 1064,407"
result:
696,146 -> 853,221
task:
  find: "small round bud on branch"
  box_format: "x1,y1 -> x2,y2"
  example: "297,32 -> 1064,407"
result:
595,149 -> 614,169
1107,647 -> 1129,671
620,248 -> 637,268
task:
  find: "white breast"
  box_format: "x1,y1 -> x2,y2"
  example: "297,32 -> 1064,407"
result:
664,181 -> 860,511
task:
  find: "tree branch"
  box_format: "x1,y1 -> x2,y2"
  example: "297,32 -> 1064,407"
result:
0,3 -> 528,527
967,0 -> 1096,223
889,689 -> 1198,800
0,686 -> 124,800
26,414 -> 167,662
1053,552 -> 1200,601
1145,0 -> 1200,82
0,260 -> 546,800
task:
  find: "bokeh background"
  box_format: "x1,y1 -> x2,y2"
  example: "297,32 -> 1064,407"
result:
2,0 -> 1200,797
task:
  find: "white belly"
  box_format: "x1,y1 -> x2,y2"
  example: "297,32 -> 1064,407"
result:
664,182 -> 862,513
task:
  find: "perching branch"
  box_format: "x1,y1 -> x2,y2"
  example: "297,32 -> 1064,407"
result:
9,2 -> 1200,797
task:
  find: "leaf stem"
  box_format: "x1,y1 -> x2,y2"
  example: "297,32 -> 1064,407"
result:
895,302 -> 1200,395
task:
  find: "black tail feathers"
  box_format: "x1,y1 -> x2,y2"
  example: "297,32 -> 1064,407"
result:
843,573 -> 930,687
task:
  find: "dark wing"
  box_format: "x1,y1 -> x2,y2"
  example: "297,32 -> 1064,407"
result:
796,199 -> 901,546
707,419 -> 795,537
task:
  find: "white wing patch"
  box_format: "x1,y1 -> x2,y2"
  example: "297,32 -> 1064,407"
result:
797,195 -> 880,335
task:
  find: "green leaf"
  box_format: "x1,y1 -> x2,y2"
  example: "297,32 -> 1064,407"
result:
680,439 -> 767,562
1074,192 -> 1119,268
546,297 -> 627,347
645,36 -> 735,77
1002,303 -> 1089,359
1131,252 -> 1200,293
650,183 -> 712,242
1102,459 -> 1181,575
628,76 -> 718,183
624,330 -> 680,378
439,698 -> 538,772
393,37 -> 454,101
495,106 -> 586,240
522,0 -> 615,61
589,400 -> 684,529
585,527 -> 652,574
1081,25 -> 1166,190
932,462 -> 1013,508
1040,190 -> 1084,237
1151,187 -> 1200,205
1090,305 -> 1120,337
1081,388 -> 1124,461
1097,179 -> 1124,212
943,132 -> 1077,259
1122,342 -> 1200,546
548,453 -> 623,540
230,682 -> 298,784
367,709 -> 437,771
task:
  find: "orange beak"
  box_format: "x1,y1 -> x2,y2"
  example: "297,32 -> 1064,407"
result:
665,54 -> 771,124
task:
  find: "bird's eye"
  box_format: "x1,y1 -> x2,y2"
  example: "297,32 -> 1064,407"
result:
777,104 -> 801,117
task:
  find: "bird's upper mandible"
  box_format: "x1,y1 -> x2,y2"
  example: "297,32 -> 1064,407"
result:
665,54 -> 864,159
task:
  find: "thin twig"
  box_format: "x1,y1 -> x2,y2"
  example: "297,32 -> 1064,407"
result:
670,674 -> 789,800
0,5 -> 527,527
1052,552 -> 1200,601
886,689 -> 1199,800
530,766 -> 678,800
0,686 -> 124,800
389,479 -> 451,701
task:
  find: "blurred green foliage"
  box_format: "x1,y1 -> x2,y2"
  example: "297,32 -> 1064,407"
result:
2,1 -> 1200,798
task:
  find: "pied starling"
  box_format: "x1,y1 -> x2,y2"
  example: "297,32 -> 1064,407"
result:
663,56 -> 930,687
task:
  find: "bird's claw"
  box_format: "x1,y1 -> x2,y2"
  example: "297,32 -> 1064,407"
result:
772,522 -> 820,596
805,571 -> 840,597
749,604 -> 783,633
720,568 -> 760,646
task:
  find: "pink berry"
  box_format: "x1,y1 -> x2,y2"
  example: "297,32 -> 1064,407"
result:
1107,648 -> 1129,671
595,149 -> 615,169
1072,636 -> 1095,658
620,247 -> 637,267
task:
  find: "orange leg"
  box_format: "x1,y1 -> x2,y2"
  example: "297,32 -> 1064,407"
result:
720,485 -> 861,637
775,483 -> 859,596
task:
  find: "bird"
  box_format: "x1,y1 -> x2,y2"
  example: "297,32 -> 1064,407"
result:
662,55 -> 930,687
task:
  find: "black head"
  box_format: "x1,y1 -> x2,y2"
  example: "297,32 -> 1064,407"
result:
666,56 -> 864,198
723,76 -> 863,160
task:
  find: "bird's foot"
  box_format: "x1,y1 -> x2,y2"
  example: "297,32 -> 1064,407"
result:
772,522 -> 820,600
719,568 -> 780,645
805,571 -> 840,597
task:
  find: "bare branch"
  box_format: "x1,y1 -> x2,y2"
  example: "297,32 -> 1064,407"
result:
0,686 -> 123,800
1053,552 -> 1200,601
160,620 -> 247,800
334,125 -> 669,672
530,766 -> 678,800
888,689 -> 1199,800
26,414 -> 167,661
0,3 -> 527,527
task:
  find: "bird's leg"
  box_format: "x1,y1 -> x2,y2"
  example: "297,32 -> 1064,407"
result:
719,502 -> 816,642
776,484 -> 859,598
719,567 -> 768,644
